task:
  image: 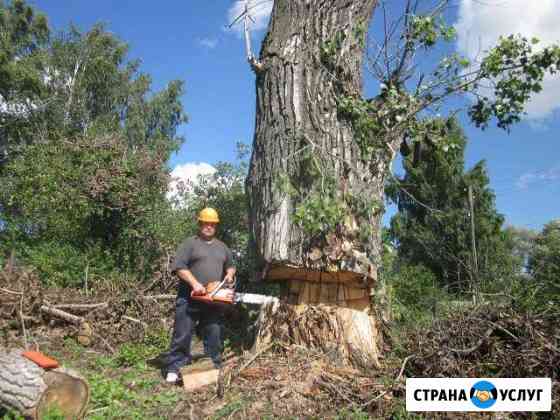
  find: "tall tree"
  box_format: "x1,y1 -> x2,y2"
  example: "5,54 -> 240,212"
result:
387,118 -> 519,293
528,220 -> 560,308
0,2 -> 187,284
242,0 -> 560,366
0,0 -> 49,157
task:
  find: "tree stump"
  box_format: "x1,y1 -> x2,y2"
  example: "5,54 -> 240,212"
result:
254,271 -> 381,369
0,349 -> 89,419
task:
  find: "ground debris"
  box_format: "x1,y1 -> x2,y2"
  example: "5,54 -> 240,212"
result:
0,266 -> 176,351
2,267 -> 558,418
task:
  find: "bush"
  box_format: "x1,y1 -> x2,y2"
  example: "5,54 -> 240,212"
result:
389,263 -> 449,324
22,240 -> 118,287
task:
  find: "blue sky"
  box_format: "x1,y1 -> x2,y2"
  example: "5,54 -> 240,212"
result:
32,0 -> 559,231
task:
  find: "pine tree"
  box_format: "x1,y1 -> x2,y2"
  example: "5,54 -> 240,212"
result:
387,118 -> 519,293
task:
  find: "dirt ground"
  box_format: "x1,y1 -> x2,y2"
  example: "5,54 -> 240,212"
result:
1,268 -> 558,419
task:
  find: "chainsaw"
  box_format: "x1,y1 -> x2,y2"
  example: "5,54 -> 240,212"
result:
190,278 -> 278,306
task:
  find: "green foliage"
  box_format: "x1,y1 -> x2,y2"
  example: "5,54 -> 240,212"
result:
212,399 -> 245,419
471,35 -> 560,129
380,236 -> 447,325
0,2 -> 187,285
333,405 -> 371,420
353,20 -> 367,49
409,15 -> 457,48
391,264 -> 444,322
2,134 -> 174,281
293,178 -> 347,238
526,220 -> 560,309
0,0 -> 49,98
337,88 -> 415,159
23,240 -> 117,287
320,31 -> 346,67
387,118 -> 520,293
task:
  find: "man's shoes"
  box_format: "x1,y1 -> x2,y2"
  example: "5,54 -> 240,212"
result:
166,372 -> 179,383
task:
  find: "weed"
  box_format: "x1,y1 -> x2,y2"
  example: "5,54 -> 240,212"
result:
334,405 -> 371,420
212,399 -> 245,419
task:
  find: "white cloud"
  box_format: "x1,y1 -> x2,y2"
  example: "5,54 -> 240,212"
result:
197,37 -> 218,49
516,165 -> 560,189
167,162 -> 216,201
455,0 -> 560,120
226,0 -> 273,37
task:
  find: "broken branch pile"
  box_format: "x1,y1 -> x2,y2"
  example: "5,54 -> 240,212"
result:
403,304 -> 559,418
0,266 -> 177,351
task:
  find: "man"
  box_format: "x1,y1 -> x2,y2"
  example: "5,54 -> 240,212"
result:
165,207 -> 236,384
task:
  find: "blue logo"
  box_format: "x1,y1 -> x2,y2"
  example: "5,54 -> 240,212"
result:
470,381 -> 498,409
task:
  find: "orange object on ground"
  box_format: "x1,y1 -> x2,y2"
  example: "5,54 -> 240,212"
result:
22,351 -> 59,369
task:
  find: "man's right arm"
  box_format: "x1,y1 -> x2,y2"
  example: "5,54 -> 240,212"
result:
176,269 -> 206,295
172,240 -> 206,295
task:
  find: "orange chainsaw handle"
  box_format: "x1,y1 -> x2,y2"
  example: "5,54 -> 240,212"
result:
190,280 -> 234,304
190,292 -> 234,304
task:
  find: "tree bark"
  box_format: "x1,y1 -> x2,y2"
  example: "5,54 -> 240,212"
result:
0,350 -> 89,419
246,0 -> 387,367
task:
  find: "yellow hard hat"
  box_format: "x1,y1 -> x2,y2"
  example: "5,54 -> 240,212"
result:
198,207 -> 220,223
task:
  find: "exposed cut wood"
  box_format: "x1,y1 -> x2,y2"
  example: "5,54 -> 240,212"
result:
266,265 -> 374,285
254,299 -> 381,369
180,358 -> 238,393
0,349 -> 89,419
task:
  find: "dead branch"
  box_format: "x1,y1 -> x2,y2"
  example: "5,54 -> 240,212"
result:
121,315 -> 148,329
93,332 -> 115,354
449,327 -> 494,355
54,303 -> 109,312
40,305 -> 85,325
238,343 -> 274,374
0,287 -> 23,295
19,291 -> 28,349
396,354 -> 415,382
143,294 -> 175,300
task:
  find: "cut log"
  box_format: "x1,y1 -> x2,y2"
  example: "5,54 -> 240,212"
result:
180,359 -> 219,392
0,349 -> 89,419
39,305 -> 93,346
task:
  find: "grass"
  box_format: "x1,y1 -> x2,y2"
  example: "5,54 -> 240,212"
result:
28,327 -> 185,420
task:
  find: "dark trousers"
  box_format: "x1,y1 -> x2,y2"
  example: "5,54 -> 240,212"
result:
166,297 -> 223,373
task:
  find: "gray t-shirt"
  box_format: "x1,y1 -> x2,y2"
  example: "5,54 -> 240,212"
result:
171,235 -> 234,298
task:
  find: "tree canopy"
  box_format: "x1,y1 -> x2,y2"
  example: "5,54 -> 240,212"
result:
0,0 -> 187,284
386,118 -> 520,293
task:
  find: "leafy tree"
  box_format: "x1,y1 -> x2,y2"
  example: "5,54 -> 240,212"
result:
0,1 -> 187,284
504,225 -> 538,273
527,220 -> 560,307
0,0 -> 49,156
387,118 -> 519,293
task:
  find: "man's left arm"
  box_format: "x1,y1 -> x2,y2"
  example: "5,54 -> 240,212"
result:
224,247 -> 236,285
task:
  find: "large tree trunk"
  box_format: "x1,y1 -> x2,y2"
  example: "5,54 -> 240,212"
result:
246,0 -> 388,367
0,350 -> 89,419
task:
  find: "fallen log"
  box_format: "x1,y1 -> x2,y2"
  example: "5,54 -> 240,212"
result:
53,303 -> 108,313
0,349 -> 89,419
40,305 -> 83,325
39,305 -> 93,346
143,294 -> 175,300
